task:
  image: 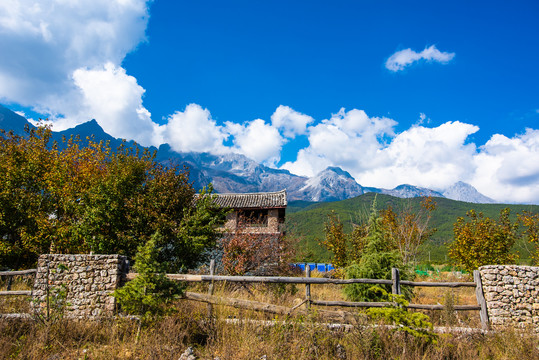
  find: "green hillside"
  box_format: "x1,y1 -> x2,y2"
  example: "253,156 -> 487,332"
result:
286,193 -> 539,264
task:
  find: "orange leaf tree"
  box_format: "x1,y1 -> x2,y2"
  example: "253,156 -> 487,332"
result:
448,208 -> 518,273
518,211 -> 539,264
0,126 -> 226,270
220,218 -> 295,276
322,197 -> 436,270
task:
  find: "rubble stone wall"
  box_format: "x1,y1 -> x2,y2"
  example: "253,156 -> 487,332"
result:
479,265 -> 539,327
32,254 -> 128,319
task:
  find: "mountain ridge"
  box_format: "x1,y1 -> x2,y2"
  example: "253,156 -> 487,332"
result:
0,105 -> 498,204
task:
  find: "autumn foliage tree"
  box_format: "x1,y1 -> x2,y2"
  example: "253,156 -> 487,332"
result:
380,196 -> 437,264
448,208 -> 519,273
0,126 -> 225,270
322,196 -> 436,270
220,218 -> 295,276
519,211 -> 539,263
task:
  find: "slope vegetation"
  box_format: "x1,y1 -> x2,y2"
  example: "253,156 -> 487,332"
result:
286,193 -> 539,263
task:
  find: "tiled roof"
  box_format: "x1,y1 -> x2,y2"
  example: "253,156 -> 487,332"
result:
212,190 -> 287,209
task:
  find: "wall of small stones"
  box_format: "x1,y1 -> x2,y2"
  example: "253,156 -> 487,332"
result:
479,265 -> 539,328
32,254 -> 128,319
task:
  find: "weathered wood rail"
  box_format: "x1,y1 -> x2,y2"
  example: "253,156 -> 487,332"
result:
0,269 -> 36,296
127,265 -> 489,329
0,264 -> 489,330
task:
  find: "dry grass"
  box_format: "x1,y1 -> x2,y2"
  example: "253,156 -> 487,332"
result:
1,271 -> 537,359
1,301 -> 539,359
0,276 -> 33,314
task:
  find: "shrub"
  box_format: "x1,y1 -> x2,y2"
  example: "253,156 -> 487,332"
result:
449,208 -> 518,273
113,233 -> 184,323
344,202 -> 414,301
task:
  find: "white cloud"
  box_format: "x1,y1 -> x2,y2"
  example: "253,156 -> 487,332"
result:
271,105 -> 314,138
472,129 -> 539,204
386,45 -> 455,72
71,62 -> 158,146
162,104 -> 228,154
281,108 -> 397,177
0,0 -> 151,135
159,104 -> 284,166
358,121 -> 479,189
226,119 -> 284,166
281,107 -> 539,203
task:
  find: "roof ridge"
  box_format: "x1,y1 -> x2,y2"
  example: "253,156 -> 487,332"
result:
215,189 -> 287,196
210,189 -> 287,209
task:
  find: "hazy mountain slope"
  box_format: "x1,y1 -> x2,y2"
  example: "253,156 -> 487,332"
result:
377,184 -> 444,198
443,181 -> 496,203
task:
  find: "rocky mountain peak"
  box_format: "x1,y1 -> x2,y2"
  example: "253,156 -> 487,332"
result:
443,181 -> 496,204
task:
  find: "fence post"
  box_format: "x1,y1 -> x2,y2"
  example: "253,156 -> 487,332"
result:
473,270 -> 489,330
46,255 -> 50,321
6,275 -> 12,291
391,268 -> 401,295
305,265 -> 311,311
207,259 -> 215,318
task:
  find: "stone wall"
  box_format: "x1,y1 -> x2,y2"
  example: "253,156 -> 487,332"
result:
32,254 -> 128,319
479,265 -> 539,328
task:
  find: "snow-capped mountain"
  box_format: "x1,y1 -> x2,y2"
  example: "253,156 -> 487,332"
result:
377,184 -> 444,199
295,167 -> 364,202
443,181 -> 496,204
0,105 -> 497,204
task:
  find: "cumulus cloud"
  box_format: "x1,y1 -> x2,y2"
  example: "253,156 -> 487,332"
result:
162,104 -> 228,154
158,104 -> 284,166
281,108 -> 397,177
472,129 -> 539,204
280,106 -> 539,203
358,121 -> 479,189
271,105 -> 314,138
0,0 -> 151,138
385,45 -> 455,72
226,119 -> 284,166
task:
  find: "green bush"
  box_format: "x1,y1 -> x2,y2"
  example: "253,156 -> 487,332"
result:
365,286 -> 437,344
344,203 -> 413,301
113,233 -> 184,323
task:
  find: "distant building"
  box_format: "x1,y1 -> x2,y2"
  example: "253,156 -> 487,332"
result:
211,190 -> 287,235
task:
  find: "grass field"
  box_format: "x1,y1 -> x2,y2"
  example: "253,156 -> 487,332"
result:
3,273 -> 538,359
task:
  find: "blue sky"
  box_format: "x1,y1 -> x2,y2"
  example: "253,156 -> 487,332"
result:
0,0 -> 538,203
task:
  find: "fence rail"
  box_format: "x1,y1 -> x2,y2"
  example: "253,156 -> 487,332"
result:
0,269 -> 37,276
0,265 -> 489,330
0,269 -> 36,294
127,265 -> 489,329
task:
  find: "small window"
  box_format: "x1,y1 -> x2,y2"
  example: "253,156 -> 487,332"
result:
238,209 -> 268,227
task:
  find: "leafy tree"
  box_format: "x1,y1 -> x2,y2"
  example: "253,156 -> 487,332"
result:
322,211 -> 350,269
0,126 -> 226,270
344,201 -> 413,301
448,208 -> 519,273
220,219 -> 295,276
113,233 -> 184,323
379,196 -> 437,264
519,211 -> 539,264
365,286 -> 437,344
0,126 -> 55,268
322,197 -> 436,272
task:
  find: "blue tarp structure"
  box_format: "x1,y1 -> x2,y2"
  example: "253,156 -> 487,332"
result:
291,263 -> 334,273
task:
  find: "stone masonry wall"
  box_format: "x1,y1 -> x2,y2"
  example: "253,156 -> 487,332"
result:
32,254 -> 128,319
479,265 -> 539,328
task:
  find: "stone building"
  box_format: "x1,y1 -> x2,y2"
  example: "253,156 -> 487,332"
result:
212,189 -> 287,235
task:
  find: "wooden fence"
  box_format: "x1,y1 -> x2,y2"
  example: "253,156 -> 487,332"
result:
0,269 -> 36,296
0,265 -> 489,330
127,262 -> 489,330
